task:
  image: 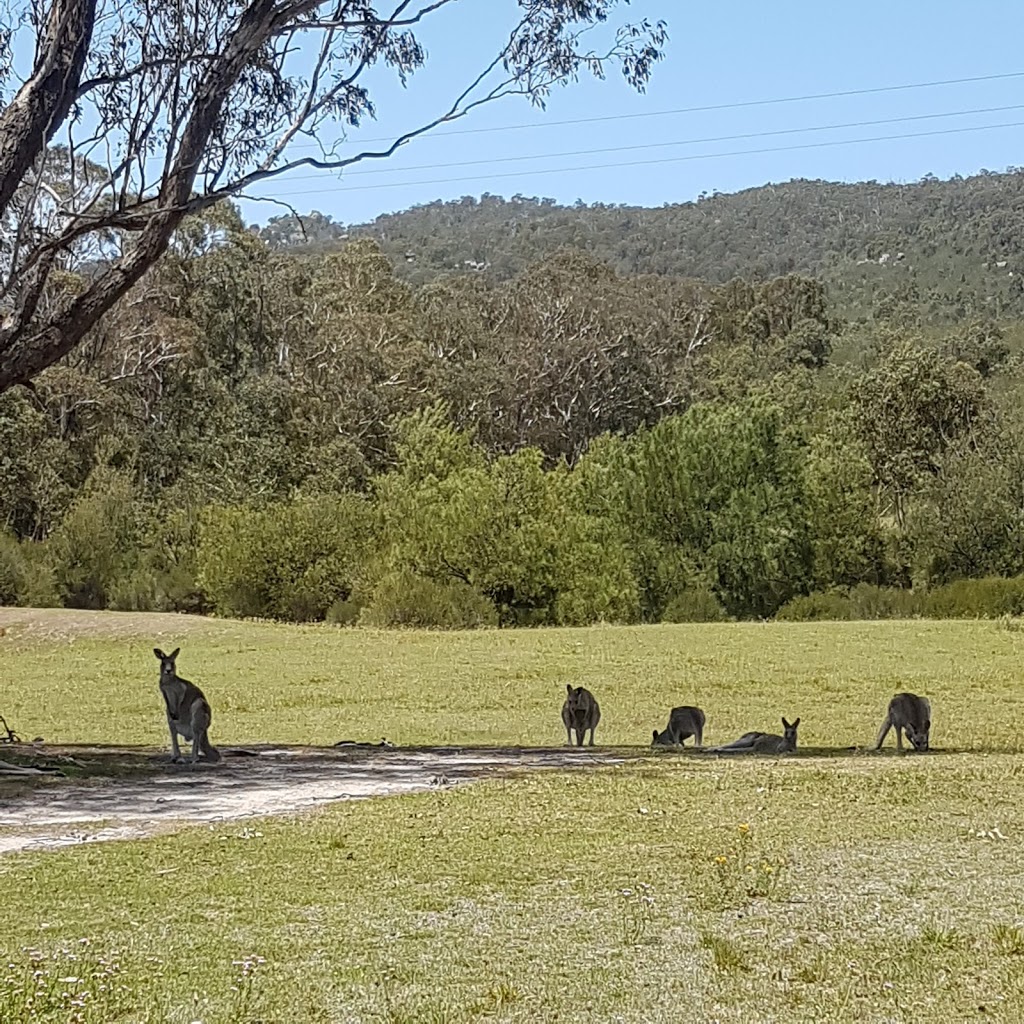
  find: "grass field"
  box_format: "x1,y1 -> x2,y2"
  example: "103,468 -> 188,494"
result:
3,611 -> 1024,1021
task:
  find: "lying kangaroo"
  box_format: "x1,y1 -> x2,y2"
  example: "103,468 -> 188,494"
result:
154,647 -> 220,764
875,692 -> 931,752
562,685 -> 600,747
651,706 -> 705,748
708,717 -> 800,754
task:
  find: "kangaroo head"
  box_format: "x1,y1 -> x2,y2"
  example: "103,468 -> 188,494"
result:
782,717 -> 800,739
651,728 -> 670,746
154,647 -> 181,683
907,719 -> 930,751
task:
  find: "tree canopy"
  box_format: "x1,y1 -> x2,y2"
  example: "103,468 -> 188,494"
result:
0,0 -> 668,393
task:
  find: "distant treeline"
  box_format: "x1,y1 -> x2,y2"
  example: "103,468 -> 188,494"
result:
262,170 -> 1024,322
4,196 -> 1024,625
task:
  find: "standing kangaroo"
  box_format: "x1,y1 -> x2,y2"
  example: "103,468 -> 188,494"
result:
651,706 -> 705,748
875,693 -> 931,752
562,685 -> 601,747
154,647 -> 220,764
708,717 -> 800,754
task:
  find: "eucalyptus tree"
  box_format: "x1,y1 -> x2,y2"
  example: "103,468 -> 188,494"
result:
0,0 -> 668,393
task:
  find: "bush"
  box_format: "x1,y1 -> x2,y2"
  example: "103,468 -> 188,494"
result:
46,469 -> 143,609
847,583 -> 923,620
923,576 -> 1024,618
777,585 -> 925,621
359,570 -> 498,629
0,532 -> 24,605
325,598 -> 362,626
14,541 -> 59,608
775,591 -> 857,622
775,578 -> 1024,622
198,494 -> 374,621
661,587 -> 730,623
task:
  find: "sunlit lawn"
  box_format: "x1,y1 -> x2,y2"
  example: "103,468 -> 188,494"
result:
2,612 -> 1024,1021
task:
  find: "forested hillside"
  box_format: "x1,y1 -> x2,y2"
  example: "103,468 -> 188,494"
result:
4,170 -> 1024,627
262,170 -> 1024,322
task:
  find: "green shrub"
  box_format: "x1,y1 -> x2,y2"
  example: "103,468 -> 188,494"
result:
777,585 -> 925,621
108,566 -> 160,612
0,532 -> 24,605
325,598 -> 362,626
775,591 -> 856,622
198,494 -> 375,621
137,507 -> 208,614
661,587 -> 730,623
359,570 -> 498,629
923,576 -> 1024,618
14,541 -> 59,608
46,469 -> 144,610
847,583 -> 923,620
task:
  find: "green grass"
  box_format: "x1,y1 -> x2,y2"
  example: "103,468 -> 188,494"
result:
4,614 -> 1024,1021
3,615 -> 1024,750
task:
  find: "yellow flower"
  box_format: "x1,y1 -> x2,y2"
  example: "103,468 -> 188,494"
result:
737,823 -> 751,835
715,855 -> 728,865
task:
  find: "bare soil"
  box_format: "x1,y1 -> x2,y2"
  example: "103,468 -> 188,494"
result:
0,743 -> 636,855
0,606 -> 223,642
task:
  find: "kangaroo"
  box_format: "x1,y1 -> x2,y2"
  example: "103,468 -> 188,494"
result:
562,685 -> 600,747
651,706 -> 705,748
875,692 -> 931,752
154,647 -> 220,765
708,717 -> 800,754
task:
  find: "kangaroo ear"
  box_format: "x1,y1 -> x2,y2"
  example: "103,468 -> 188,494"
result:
169,647 -> 180,660
652,730 -> 659,741
792,717 -> 801,728
782,717 -> 790,729
566,684 -> 573,695
154,648 -> 165,660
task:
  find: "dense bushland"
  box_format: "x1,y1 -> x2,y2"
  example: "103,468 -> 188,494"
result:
5,177 -> 1024,625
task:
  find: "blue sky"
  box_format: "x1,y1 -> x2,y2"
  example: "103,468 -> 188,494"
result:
7,0 -> 1012,228
240,0 -> 1024,227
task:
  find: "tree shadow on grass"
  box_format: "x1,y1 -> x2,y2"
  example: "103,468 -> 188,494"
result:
0,740 -> 1012,855
651,744 -> 1003,759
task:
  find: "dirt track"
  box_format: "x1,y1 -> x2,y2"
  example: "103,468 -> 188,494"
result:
0,743 -> 636,855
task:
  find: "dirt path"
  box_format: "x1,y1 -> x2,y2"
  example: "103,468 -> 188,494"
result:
0,744 -> 636,855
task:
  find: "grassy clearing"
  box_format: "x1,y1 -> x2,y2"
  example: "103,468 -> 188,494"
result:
3,613 -> 1024,1021
3,757 -> 1024,1022
2,610 -> 1024,751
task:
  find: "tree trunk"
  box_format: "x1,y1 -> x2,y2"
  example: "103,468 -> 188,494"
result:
0,0 -> 97,218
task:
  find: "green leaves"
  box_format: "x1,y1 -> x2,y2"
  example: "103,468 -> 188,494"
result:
582,400 -> 814,619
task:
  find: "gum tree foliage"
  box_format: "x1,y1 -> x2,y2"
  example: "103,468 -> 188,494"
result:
0,0 -> 667,393
371,403 -> 639,624
576,400 -> 813,619
852,341 -> 988,528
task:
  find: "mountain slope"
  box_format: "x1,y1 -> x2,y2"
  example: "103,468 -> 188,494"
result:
264,170 -> 1024,321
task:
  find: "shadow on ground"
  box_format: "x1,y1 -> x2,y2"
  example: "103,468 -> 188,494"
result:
0,743 -> 638,855
0,741 -> 968,856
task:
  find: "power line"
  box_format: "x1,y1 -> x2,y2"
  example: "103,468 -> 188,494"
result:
254,119 -> 1024,199
272,103 -> 1024,183
283,69 -> 1024,150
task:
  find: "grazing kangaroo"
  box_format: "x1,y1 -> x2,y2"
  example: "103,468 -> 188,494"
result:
562,685 -> 601,747
651,706 -> 706,748
709,717 -> 800,754
875,692 -> 931,752
154,647 -> 221,765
